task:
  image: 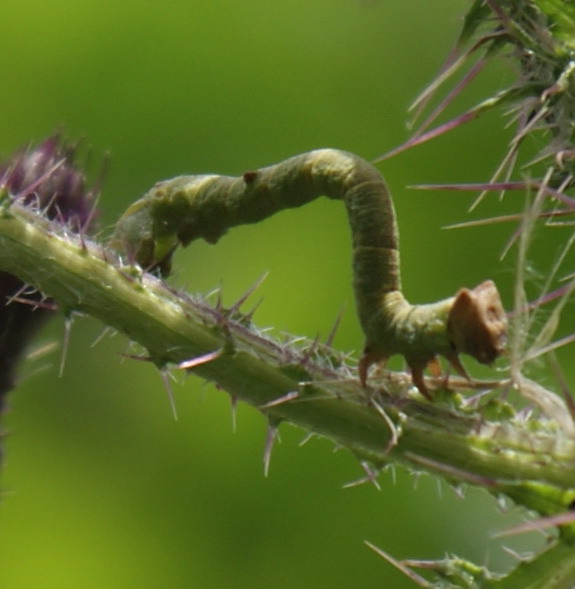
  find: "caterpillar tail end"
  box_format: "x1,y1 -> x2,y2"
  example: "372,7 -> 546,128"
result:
447,280 -> 507,365
111,197 -> 179,277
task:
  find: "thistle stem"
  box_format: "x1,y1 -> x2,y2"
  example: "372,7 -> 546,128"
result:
1,200 -> 575,522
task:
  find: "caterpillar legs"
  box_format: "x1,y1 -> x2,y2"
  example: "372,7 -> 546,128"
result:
359,280 -> 506,399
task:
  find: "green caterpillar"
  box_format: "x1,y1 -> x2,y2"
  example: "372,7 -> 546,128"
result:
113,149 -> 507,398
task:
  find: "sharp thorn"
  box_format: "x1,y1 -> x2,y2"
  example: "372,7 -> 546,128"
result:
178,349 -> 223,370
298,432 -> 315,446
361,461 -> 381,490
91,326 -> 115,348
494,511 -> 575,539
342,462 -> 381,490
369,397 -> 399,452
242,298 -> 264,323
8,296 -> 57,311
228,272 -> 269,315
26,340 -> 59,362
59,313 -> 74,378
160,368 -> 178,420
325,306 -> 346,348
501,546 -> 531,562
364,541 -> 434,588
214,287 -> 224,313
300,334 -> 321,364
5,282 -> 30,305
259,391 -> 299,410
263,419 -> 280,477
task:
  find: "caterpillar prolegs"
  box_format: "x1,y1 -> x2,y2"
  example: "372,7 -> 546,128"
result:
113,149 -> 507,398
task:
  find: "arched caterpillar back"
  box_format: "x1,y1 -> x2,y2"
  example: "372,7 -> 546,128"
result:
113,149 -> 507,397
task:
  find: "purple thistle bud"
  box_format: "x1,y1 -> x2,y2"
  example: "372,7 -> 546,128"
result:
0,135 -> 99,409
0,135 -> 97,231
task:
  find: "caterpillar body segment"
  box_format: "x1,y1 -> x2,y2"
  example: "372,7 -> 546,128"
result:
113,149 -> 507,397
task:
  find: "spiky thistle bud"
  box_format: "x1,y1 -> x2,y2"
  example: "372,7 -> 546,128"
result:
0,136 -> 99,410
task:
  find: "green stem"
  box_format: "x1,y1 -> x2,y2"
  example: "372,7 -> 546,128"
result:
0,197 -> 574,510
2,195 -> 575,587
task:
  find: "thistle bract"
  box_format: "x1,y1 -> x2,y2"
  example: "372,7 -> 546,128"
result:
0,136 -> 98,408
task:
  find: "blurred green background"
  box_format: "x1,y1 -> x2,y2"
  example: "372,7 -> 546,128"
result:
0,1 -> 552,587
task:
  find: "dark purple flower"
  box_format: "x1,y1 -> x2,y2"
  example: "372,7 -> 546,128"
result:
0,136 -> 99,409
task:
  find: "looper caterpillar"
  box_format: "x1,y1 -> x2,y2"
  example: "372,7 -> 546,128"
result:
113,149 -> 507,398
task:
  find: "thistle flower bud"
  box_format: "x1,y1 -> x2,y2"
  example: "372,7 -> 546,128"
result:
0,136 -> 99,409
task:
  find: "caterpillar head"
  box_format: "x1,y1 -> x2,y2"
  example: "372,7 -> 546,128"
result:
111,188 -> 185,276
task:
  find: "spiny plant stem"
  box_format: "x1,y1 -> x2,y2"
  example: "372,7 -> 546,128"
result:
3,194 -> 575,586
1,197 -> 575,525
